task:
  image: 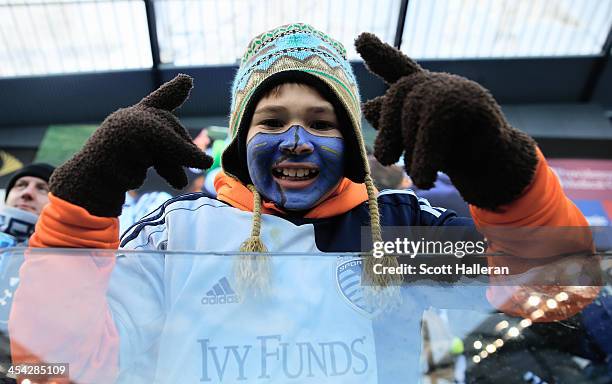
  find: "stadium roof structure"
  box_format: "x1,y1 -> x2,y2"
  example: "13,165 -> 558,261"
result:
1,0 -> 611,76
0,0 -> 611,158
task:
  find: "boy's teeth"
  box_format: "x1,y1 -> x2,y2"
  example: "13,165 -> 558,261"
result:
277,168 -> 316,178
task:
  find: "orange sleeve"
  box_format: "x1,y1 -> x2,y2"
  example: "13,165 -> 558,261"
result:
470,148 -> 592,259
11,194 -> 120,382
470,148 -> 599,321
30,193 -> 120,249
470,148 -> 588,229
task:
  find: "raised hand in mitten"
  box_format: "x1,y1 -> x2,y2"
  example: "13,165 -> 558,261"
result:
355,34 -> 538,210
50,74 -> 213,217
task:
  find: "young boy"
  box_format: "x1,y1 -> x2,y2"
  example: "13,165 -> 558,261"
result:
9,24 -> 592,383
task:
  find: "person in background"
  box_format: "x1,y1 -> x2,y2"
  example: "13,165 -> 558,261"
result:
0,163 -> 54,381
190,127 -> 230,197
368,155 -> 470,216
367,154 -> 410,191
1,163 -> 55,247
192,127 -> 212,154
203,139 -> 229,198
408,172 -> 470,217
185,128 -> 213,194
119,189 -> 173,234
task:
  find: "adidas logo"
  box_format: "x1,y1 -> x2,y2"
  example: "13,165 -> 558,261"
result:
201,277 -> 240,305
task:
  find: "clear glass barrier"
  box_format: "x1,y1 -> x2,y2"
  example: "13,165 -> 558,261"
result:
0,247 -> 609,384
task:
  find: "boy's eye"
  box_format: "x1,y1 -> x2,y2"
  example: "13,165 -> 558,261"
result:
260,119 -> 284,128
311,121 -> 336,130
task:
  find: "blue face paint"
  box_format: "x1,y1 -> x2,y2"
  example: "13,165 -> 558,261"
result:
247,125 -> 344,210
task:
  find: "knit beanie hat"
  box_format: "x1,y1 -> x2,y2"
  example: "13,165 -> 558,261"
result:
222,23 -> 368,185
223,24 -> 397,301
4,163 -> 55,202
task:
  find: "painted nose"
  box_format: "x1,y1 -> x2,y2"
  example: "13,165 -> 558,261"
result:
279,126 -> 314,155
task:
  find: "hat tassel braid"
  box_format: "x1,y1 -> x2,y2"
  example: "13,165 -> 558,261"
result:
234,185 -> 271,297
363,175 -> 402,310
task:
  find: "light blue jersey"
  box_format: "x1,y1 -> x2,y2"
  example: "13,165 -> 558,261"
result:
114,195 -> 379,383
119,191 -> 173,234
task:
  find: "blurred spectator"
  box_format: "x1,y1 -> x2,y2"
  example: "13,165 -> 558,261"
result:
1,163 -> 55,247
192,127 -> 212,154
411,172 -> 470,217
185,128 -> 214,194
185,174 -> 205,194
368,155 -> 410,190
119,189 -> 172,234
202,139 -> 229,198
208,136 -> 228,171
188,128 -> 229,197
0,163 -> 54,379
368,155 -> 470,216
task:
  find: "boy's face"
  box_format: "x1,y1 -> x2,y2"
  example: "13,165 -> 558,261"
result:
246,83 -> 344,211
